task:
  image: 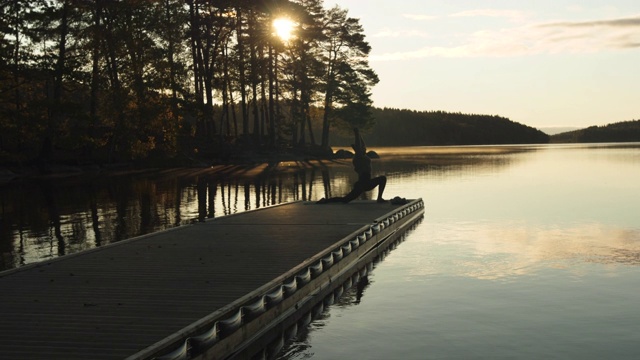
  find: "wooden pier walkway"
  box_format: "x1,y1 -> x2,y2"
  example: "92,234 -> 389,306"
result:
0,199 -> 424,360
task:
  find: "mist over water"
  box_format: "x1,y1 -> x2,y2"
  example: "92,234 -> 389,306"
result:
2,143 -> 640,359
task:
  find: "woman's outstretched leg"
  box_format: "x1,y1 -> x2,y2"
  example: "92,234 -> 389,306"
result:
317,183 -> 364,204
316,196 -> 345,204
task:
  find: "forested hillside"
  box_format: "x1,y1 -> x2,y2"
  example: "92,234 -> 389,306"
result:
551,120 -> 640,143
331,108 -> 549,146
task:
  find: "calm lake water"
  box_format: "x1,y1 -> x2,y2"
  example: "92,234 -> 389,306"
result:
2,143 -> 640,359
279,143 -> 640,360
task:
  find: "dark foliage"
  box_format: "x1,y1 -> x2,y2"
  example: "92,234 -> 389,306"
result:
331,108 -> 550,146
0,0 -> 376,167
551,120 -> 640,143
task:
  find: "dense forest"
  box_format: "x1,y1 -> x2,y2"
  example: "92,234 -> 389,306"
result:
331,108 -> 550,146
550,120 -> 640,143
0,0 -> 378,167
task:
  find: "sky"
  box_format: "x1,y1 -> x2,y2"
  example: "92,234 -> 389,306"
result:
329,0 -> 640,130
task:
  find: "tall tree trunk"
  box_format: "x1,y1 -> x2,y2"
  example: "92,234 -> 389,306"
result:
204,64 -> 214,139
123,6 -> 146,132
236,8 -> 249,140
42,0 -> 70,161
259,47 -> 268,140
268,44 -> 275,146
222,43 -> 238,138
260,78 -> 268,140
251,70 -> 260,144
228,77 -> 238,139
219,75 -> 229,137
249,11 -> 260,143
274,46 -> 281,144
299,89 -> 306,146
203,15 -> 219,139
291,88 -> 299,145
11,0 -> 22,135
305,102 -> 316,145
90,0 -> 102,139
103,9 -> 126,161
188,1 -> 205,137
53,0 -> 69,111
164,0 -> 178,118
321,60 -> 335,149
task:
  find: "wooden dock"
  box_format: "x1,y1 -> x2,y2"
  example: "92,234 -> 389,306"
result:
0,199 -> 424,360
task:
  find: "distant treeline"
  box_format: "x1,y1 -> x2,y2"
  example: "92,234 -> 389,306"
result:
331,108 -> 550,146
551,120 -> 640,143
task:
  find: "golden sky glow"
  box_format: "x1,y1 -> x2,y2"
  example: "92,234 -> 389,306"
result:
331,0 -> 640,129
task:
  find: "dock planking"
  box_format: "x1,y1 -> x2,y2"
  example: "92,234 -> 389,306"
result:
0,200 -> 423,359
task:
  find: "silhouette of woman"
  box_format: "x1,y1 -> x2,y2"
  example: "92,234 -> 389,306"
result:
317,128 -> 386,204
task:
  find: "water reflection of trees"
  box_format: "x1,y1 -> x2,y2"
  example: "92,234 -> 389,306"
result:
0,165 -> 355,271
0,148 -> 540,271
0,146 -> 527,271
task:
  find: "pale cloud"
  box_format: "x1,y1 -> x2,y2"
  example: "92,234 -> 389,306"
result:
402,14 -> 437,21
450,9 -> 529,23
372,28 -> 431,38
403,10 -> 528,22
537,16 -> 640,51
541,16 -> 640,28
371,15 -> 640,60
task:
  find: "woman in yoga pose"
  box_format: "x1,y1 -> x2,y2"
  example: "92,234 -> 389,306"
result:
317,128 -> 386,204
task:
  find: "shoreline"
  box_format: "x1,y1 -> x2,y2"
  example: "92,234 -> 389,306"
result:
0,156 -> 354,185
5,141 -> 636,183
0,144 -> 366,184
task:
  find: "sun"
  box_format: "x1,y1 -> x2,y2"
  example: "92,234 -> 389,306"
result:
273,17 -> 295,41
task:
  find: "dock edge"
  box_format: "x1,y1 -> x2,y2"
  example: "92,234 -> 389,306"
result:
128,199 -> 425,360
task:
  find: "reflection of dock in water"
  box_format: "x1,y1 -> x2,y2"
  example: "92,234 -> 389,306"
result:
0,199 -> 424,359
